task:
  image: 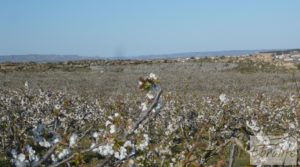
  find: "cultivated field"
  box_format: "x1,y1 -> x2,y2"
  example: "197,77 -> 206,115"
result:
1,57 -> 299,97
1,56 -> 300,166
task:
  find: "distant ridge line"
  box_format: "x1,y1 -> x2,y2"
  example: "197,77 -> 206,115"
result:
1,49 -> 299,63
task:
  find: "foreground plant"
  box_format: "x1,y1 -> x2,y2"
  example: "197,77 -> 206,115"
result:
0,73 -> 299,166
1,73 -> 163,166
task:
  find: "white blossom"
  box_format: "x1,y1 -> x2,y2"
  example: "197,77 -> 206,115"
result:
114,113 -> 120,117
105,120 -> 112,127
114,146 -> 127,160
52,137 -> 60,144
12,153 -> 28,167
24,81 -> 29,89
39,139 -> 51,148
25,145 -> 39,162
149,73 -> 157,80
124,140 -> 133,147
94,144 -> 114,156
69,133 -> 78,148
58,148 -> 71,159
141,102 -> 147,111
219,93 -> 228,103
17,153 -> 26,162
54,104 -> 61,110
11,149 -> 17,159
138,81 -> 143,87
209,127 -> 216,132
110,124 -> 116,134
137,134 -> 150,151
290,95 -> 296,102
146,93 -> 154,100
246,120 -> 260,132
289,123 -> 296,129
51,154 -> 58,162
92,132 -> 99,139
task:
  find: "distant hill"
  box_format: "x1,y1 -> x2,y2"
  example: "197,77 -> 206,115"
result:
0,49 -> 289,63
260,49 -> 300,55
127,50 -> 263,60
0,54 -> 95,63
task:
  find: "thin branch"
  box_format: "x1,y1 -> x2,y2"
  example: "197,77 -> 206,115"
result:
49,154 -> 76,167
128,89 -> 163,137
95,155 -> 113,167
78,126 -> 93,141
32,143 -> 59,167
96,89 -> 163,167
198,140 -> 230,165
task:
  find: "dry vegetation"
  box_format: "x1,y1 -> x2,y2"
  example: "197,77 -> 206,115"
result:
1,56 -> 300,166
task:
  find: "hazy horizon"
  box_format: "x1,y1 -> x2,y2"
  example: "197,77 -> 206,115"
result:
0,48 -> 285,58
1,1 -> 300,57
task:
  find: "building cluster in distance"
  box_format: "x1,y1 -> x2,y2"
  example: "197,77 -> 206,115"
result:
263,49 -> 300,62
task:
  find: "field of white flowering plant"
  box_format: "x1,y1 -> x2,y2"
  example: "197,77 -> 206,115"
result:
1,73 -> 300,166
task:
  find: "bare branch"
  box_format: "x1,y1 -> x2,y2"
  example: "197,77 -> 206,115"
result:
32,143 -> 59,167
49,154 -> 76,167
128,89 -> 163,137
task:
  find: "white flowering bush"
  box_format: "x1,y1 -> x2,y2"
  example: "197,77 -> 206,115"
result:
0,73 -> 300,166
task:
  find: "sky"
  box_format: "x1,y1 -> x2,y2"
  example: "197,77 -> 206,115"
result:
0,0 -> 300,57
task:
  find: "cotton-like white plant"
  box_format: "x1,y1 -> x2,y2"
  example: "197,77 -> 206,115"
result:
138,80 -> 143,87
24,81 -> 29,89
109,124 -> 116,134
57,148 -> 71,159
3,72 -> 300,166
51,154 -> 58,162
17,153 -> 26,162
25,145 -> 39,162
52,137 -> 61,144
146,93 -> 154,100
149,73 -> 157,80
11,149 -> 17,159
124,140 -> 134,147
209,127 -> 216,133
94,144 -> 115,156
105,120 -> 112,127
54,104 -> 61,110
69,133 -> 78,148
219,93 -> 228,103
165,123 -> 178,135
16,154 -> 27,167
39,139 -> 51,148
121,140 -> 136,158
11,153 -> 28,167
246,119 -> 260,132
114,113 -> 120,117
92,132 -> 99,139
291,124 -> 296,131
140,102 -> 148,111
114,146 -> 127,160
137,134 -> 150,151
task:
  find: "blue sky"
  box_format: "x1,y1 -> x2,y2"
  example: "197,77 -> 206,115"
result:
1,1 -> 300,57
